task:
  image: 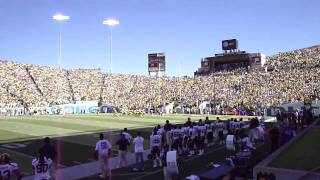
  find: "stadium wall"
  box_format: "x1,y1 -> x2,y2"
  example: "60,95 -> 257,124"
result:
0,101 -> 98,115
266,100 -> 320,116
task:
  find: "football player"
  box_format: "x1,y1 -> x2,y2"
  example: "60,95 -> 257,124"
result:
171,126 -> 180,152
197,121 -> 206,155
95,133 -> 112,178
188,124 -> 197,157
0,153 -> 22,180
122,128 -> 133,143
32,152 -> 52,180
206,121 -> 214,146
150,128 -> 162,167
217,120 -> 225,144
181,124 -> 189,154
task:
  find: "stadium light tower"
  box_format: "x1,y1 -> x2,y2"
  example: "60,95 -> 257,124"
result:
52,13 -> 70,67
103,18 -> 119,73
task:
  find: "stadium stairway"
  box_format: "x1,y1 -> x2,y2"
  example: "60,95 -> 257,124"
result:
23,150 -> 151,180
25,66 -> 44,97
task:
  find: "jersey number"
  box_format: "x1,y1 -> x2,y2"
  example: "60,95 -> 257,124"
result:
36,164 -> 49,173
101,142 -> 107,149
154,139 -> 160,144
0,170 -> 11,180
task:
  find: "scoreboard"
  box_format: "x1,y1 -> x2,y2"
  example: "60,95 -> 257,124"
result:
195,39 -> 265,76
222,39 -> 238,50
148,53 -> 166,73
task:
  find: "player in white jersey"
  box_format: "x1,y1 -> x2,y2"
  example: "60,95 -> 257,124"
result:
234,120 -> 241,137
239,118 -> 245,129
211,121 -> 217,144
188,124 -> 198,156
217,121 -> 225,144
95,133 -> 112,178
197,123 -> 206,155
0,153 -> 21,180
259,118 -> 266,130
229,120 -> 235,134
171,126 -> 180,151
235,120 -> 239,130
181,125 -> 189,153
163,127 -> 173,151
194,120 -> 201,153
156,126 -> 166,149
193,123 -> 200,155
157,127 -> 165,136
32,152 -> 52,180
133,132 -> 144,171
150,128 -> 162,167
178,126 -> 184,154
206,122 -> 213,146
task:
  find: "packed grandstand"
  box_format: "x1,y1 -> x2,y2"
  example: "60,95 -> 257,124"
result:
0,45 -> 319,113
0,45 -> 319,180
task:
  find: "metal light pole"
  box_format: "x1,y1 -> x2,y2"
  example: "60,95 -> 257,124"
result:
103,18 -> 119,73
52,14 -> 70,67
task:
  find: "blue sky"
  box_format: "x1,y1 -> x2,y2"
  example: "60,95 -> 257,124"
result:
0,0 -> 319,76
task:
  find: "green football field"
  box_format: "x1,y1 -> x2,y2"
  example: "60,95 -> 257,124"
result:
0,114 -> 262,143
0,114 -> 271,179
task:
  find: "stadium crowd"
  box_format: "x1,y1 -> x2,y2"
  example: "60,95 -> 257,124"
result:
0,46 -> 320,113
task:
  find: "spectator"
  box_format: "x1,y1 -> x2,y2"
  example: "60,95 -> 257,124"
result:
1,45 -> 320,115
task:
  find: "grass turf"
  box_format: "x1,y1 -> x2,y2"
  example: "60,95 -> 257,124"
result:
0,114 -> 271,177
0,114 -> 262,143
269,128 -> 320,171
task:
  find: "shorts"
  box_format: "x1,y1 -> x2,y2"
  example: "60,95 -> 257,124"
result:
218,131 -> 224,140
195,137 -> 201,148
172,139 -> 179,150
197,136 -> 205,148
178,138 -> 183,148
183,137 -> 189,147
188,138 -> 195,149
